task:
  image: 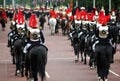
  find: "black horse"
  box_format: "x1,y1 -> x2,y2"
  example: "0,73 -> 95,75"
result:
12,39 -> 25,77
92,23 -> 116,80
108,22 -> 119,63
7,22 -> 17,64
25,45 -> 48,81
72,29 -> 80,62
94,39 -> 112,81
61,19 -> 67,35
83,23 -> 96,67
84,31 -> 96,67
39,14 -> 46,30
79,30 -> 87,63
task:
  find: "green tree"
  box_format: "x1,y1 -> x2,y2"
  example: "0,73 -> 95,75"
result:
0,0 -> 3,5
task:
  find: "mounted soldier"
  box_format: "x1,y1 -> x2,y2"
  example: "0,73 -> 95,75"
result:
39,9 -> 46,30
23,13 -> 47,80
60,7 -> 68,35
107,10 -> 119,63
92,12 -> 114,80
23,13 -> 45,54
7,10 -> 18,64
48,7 -> 57,35
10,10 -> 27,76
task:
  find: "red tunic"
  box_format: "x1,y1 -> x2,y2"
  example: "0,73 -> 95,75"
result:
2,11 -> 7,22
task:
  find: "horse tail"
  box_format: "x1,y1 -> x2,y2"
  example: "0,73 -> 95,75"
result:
37,53 -> 46,81
99,46 -> 111,78
100,50 -> 108,66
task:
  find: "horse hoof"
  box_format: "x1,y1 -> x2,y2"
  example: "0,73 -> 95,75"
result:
25,72 -> 28,77
90,66 -> 94,69
84,62 -> 87,64
75,60 -> 79,63
30,78 -> 34,81
98,77 -> 103,81
81,59 -> 83,62
15,73 -> 17,76
26,76 -> 30,81
17,70 -> 20,74
15,70 -> 20,76
21,74 -> 24,77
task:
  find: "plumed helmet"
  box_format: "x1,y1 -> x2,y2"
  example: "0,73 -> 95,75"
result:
28,14 -> 38,29
28,14 -> 40,41
16,11 -> 25,29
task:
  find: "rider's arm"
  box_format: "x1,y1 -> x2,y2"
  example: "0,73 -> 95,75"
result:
23,43 -> 31,54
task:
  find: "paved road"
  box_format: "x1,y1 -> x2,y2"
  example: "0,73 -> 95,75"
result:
0,17 -> 120,81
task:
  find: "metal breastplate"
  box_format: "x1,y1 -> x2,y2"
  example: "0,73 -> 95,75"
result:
98,26 -> 109,39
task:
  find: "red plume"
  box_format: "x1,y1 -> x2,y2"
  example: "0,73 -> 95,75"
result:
29,14 -> 37,28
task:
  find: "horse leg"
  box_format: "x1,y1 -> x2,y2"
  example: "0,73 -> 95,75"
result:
20,54 -> 25,77
74,53 -> 79,63
29,65 -> 38,81
10,48 -> 16,64
62,29 -> 65,35
11,52 -> 16,64
80,47 -> 84,62
13,56 -> 16,64
77,45 -> 80,62
33,68 -> 38,81
25,54 -> 31,79
15,55 -> 20,76
21,61 -> 24,77
41,23 -> 44,30
74,44 -> 79,62
89,53 -> 93,68
55,24 -> 59,33
84,49 -> 87,64
51,25 -> 55,35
